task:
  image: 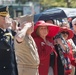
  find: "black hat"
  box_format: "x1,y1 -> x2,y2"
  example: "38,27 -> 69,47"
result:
0,6 -> 9,17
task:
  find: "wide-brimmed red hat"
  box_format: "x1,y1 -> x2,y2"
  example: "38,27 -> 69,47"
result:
32,20 -> 60,38
60,27 -> 74,39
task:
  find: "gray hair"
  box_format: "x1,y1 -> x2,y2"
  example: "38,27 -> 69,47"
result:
72,18 -> 76,25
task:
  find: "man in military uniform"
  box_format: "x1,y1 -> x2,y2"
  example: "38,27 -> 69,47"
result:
0,6 -> 18,75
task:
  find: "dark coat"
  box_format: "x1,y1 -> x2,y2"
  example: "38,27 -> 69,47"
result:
0,28 -> 18,75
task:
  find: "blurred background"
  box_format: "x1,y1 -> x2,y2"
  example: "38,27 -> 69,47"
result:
0,0 -> 76,18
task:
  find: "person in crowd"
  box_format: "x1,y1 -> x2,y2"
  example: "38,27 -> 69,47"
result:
60,21 -> 76,75
59,26 -> 76,75
72,18 -> 76,45
53,21 -> 68,75
32,20 -> 60,75
14,15 -> 40,75
54,24 -> 76,75
0,6 -> 18,75
71,18 -> 76,75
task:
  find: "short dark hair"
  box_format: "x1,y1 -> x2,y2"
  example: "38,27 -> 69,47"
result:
45,19 -> 54,24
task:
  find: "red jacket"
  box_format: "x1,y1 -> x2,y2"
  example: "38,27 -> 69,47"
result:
34,37 -> 58,75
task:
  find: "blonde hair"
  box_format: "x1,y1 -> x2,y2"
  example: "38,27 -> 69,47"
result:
60,22 -> 70,28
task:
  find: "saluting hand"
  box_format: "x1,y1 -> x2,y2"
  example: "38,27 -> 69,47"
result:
20,22 -> 33,30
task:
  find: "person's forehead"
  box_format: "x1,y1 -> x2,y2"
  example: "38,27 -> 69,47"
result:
39,26 -> 48,28
0,15 -> 5,19
72,22 -> 76,26
72,21 -> 76,24
0,15 -> 10,19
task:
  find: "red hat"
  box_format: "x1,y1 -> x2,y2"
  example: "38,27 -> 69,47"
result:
60,27 -> 74,39
32,20 -> 60,38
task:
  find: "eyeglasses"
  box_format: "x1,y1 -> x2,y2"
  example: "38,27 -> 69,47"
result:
61,31 -> 69,34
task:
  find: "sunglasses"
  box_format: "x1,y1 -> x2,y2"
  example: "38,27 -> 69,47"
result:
61,31 -> 69,34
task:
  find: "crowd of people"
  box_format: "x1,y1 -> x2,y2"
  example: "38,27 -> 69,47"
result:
0,6 -> 76,75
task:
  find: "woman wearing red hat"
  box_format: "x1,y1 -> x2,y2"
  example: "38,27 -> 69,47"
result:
58,27 -> 76,75
32,20 -> 60,75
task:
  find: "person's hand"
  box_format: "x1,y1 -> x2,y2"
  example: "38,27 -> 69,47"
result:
24,22 -> 33,28
20,22 -> 33,30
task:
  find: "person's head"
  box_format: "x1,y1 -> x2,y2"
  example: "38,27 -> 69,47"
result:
45,19 -> 54,24
60,27 -> 74,40
61,31 -> 69,40
0,6 -> 12,29
61,22 -> 70,28
72,18 -> 76,31
32,20 -> 60,39
36,26 -> 48,38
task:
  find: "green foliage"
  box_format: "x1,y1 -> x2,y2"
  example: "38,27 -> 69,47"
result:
15,0 -> 76,8
40,0 -> 76,9
56,0 -> 62,2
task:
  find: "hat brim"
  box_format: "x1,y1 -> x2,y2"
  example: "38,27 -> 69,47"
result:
60,27 -> 74,39
32,23 -> 60,38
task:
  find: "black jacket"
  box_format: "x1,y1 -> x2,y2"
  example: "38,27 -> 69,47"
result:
0,28 -> 18,75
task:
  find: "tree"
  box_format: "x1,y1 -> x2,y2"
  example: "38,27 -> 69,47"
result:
15,0 -> 76,8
